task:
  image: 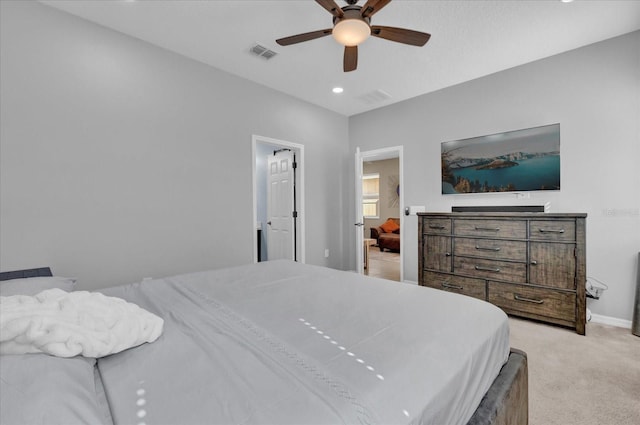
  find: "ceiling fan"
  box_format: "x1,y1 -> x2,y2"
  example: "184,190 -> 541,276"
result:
276,0 -> 431,72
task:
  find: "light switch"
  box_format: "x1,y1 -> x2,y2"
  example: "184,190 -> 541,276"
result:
406,206 -> 426,215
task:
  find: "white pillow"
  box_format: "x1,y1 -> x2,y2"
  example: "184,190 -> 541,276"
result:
0,276 -> 76,297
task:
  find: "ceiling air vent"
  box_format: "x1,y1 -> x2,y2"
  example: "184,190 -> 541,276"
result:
250,43 -> 278,60
357,89 -> 392,105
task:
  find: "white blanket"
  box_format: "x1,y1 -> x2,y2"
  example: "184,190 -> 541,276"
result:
0,289 -> 163,358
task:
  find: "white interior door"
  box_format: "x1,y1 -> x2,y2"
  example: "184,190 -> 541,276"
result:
267,150 -> 295,260
355,147 -> 364,273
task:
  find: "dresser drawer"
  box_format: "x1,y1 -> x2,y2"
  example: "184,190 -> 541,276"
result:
529,220 -> 576,241
422,271 -> 486,300
454,238 -> 527,261
454,257 -> 526,283
423,235 -> 452,272
488,282 -> 576,323
530,242 -> 576,289
423,218 -> 451,235
454,219 -> 526,239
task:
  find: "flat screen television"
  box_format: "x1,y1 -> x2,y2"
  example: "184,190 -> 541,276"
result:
441,123 -> 560,194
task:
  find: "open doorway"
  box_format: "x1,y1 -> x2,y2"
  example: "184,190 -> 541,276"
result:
355,146 -> 403,282
252,135 -> 305,264
363,158 -> 401,281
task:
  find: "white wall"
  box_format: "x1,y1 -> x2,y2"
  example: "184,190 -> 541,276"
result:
349,31 -> 640,321
0,1 -> 350,289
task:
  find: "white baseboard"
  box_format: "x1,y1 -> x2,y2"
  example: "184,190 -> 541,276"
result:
590,313 -> 632,329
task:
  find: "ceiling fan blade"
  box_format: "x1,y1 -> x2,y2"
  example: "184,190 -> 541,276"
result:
360,0 -> 391,18
370,25 -> 431,46
276,28 -> 333,46
344,45 -> 358,72
315,0 -> 344,18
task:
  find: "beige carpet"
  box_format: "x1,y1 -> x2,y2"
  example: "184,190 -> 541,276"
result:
508,317 -> 640,425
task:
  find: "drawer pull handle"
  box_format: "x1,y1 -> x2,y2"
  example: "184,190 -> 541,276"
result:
538,228 -> 565,234
514,294 -> 544,304
530,260 -> 538,266
475,245 -> 501,252
442,282 -> 463,290
475,226 -> 500,232
429,224 -> 446,229
474,265 -> 501,272
445,252 -> 451,257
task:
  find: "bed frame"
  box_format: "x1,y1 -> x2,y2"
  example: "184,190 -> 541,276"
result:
1,267 -> 528,424
0,267 -> 52,281
468,348 -> 528,425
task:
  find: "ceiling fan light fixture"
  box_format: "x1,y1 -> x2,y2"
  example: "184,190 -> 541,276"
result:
332,18 -> 370,46
276,0 -> 430,72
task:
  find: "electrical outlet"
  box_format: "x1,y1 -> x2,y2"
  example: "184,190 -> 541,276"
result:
324,249 -> 329,258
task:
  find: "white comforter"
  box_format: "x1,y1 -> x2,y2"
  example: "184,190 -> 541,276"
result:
0,289 -> 163,358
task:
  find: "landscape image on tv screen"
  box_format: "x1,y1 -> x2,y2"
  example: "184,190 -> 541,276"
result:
441,123 -> 560,194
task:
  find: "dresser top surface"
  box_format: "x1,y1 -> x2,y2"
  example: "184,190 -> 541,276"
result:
418,212 -> 587,218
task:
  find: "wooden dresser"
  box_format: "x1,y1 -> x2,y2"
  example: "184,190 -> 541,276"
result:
418,212 -> 587,334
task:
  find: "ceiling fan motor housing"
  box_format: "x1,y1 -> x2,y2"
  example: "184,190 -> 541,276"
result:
333,6 -> 371,25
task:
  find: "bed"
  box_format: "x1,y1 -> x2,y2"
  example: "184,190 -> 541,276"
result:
0,260 -> 527,425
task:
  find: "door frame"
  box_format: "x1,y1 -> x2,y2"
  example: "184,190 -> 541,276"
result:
355,145 -> 404,281
252,134 -> 305,263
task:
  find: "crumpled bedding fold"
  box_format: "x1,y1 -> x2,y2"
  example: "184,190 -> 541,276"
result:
0,288 -> 163,358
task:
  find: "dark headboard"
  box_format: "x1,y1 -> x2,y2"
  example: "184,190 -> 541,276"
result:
0,267 -> 53,281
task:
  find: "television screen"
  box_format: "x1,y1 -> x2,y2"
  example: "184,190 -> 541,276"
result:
441,123 -> 560,194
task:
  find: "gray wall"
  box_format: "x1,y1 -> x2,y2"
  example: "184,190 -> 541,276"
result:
2,1 -> 638,323
0,1 -> 349,290
349,31 -> 640,321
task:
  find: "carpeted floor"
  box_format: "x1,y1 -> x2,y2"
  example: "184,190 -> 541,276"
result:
508,317 -> 640,425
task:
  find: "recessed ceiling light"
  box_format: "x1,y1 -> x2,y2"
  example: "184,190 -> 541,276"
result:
332,87 -> 344,94
560,0 -> 574,3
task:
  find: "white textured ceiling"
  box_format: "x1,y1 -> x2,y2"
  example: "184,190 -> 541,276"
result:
40,0 -> 640,117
